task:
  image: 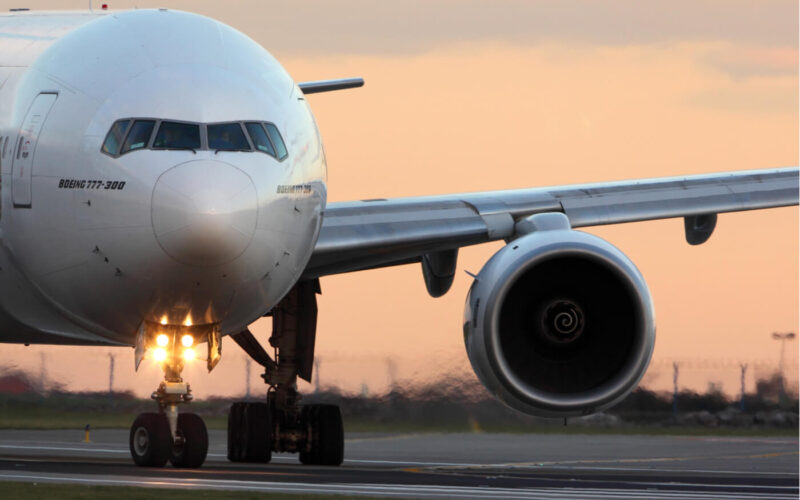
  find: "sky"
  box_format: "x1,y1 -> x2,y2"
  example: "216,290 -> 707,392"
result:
0,0 -> 797,399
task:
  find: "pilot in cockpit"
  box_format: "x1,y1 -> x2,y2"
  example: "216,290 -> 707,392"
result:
214,131 -> 235,150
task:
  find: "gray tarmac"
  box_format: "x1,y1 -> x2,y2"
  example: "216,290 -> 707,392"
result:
0,428 -> 796,499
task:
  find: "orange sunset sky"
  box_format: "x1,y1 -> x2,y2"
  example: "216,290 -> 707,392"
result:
0,0 -> 797,399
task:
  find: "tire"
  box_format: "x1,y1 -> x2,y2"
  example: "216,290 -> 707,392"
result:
227,402 -> 245,462
130,412 -> 171,467
170,413 -> 208,468
298,405 -> 316,465
299,404 -> 344,466
227,402 -> 271,463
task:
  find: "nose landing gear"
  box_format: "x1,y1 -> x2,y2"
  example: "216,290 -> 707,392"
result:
229,280 -> 344,466
129,325 -> 213,468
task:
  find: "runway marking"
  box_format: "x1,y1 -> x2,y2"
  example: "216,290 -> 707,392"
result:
678,437 -> 799,445
0,471 -> 794,500
542,465 -> 796,476
748,451 -> 800,459
0,444 -> 125,454
344,458 -> 482,467
0,444 -> 488,470
0,444 -> 495,469
1,443 -> 797,478
346,433 -> 430,443
0,445 -> 230,461
429,450 -> 800,471
269,455 -> 478,467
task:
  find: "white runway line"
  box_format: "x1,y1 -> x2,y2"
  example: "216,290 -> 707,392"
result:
0,443 -> 797,477
0,471 -> 794,500
0,444 -> 126,454
677,437 -> 799,444
0,444 -> 490,467
543,465 -> 796,476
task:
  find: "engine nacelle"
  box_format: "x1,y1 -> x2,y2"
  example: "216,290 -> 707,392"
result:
463,214 -> 655,417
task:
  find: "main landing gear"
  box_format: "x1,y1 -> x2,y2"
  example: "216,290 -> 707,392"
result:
129,324 -> 217,468
229,280 -> 344,466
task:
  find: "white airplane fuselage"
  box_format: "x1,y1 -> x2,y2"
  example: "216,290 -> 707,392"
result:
0,9 -> 326,345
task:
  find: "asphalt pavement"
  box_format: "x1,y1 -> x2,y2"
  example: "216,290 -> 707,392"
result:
0,429 -> 795,499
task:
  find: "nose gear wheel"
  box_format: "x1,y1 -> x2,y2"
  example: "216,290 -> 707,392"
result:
169,413 -> 209,468
129,412 -> 171,467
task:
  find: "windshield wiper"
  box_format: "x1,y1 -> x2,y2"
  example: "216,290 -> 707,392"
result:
214,148 -> 250,154
167,147 -> 197,154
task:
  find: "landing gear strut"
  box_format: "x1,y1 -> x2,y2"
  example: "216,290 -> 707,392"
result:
129,324 -> 213,468
228,280 -> 344,465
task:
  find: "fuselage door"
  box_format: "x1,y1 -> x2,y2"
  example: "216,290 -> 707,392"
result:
12,92 -> 57,207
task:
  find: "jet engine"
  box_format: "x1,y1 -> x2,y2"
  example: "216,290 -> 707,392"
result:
463,213 -> 655,417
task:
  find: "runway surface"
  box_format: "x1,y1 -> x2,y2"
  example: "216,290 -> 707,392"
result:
0,428 -> 796,499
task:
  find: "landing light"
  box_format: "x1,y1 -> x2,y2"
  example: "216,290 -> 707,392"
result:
183,348 -> 195,361
181,334 -> 194,348
156,334 -> 169,347
153,347 -> 168,362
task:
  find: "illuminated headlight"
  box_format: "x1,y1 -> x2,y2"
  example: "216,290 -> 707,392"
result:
153,347 -> 168,362
183,348 -> 195,361
156,334 -> 169,347
181,334 -> 194,347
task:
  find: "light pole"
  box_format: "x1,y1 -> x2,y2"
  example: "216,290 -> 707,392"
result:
772,331 -> 796,402
245,357 -> 251,400
108,352 -> 115,397
672,362 -> 679,417
739,363 -> 747,412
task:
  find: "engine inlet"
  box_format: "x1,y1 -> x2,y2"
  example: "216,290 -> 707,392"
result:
540,299 -> 584,343
463,228 -> 656,417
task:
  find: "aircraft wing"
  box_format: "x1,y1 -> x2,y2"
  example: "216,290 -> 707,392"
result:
304,167 -> 798,279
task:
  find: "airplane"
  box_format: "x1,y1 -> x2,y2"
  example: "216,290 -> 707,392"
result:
0,7 -> 796,469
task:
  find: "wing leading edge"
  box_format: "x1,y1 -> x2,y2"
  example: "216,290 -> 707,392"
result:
305,167 -> 798,279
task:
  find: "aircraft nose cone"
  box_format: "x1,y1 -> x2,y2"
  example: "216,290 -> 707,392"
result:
152,160 -> 257,267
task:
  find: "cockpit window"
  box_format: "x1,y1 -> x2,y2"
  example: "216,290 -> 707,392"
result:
153,121 -> 201,151
245,122 -> 276,157
264,123 -> 288,160
101,119 -> 131,156
208,122 -> 250,152
103,118 -> 288,160
121,120 -> 155,154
